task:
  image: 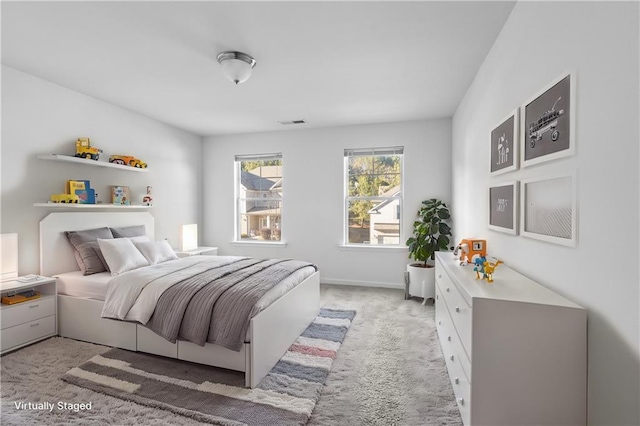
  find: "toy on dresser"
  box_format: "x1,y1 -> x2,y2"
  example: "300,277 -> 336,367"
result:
454,238 -> 487,265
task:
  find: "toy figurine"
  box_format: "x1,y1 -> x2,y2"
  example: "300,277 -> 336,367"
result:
453,242 -> 470,265
473,256 -> 486,279
482,260 -> 503,283
142,186 -> 153,206
457,239 -> 487,265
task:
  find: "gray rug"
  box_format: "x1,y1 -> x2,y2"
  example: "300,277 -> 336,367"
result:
0,285 -> 462,425
61,309 -> 355,425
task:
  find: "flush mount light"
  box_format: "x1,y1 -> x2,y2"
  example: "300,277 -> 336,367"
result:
216,51 -> 257,85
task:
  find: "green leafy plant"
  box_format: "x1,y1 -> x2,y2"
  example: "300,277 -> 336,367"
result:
406,199 -> 452,267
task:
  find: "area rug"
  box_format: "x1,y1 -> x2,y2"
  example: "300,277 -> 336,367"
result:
61,308 -> 355,426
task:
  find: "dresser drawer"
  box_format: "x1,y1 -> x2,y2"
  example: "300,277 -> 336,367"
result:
436,268 -> 472,358
1,315 -> 56,352
441,323 -> 471,425
436,286 -> 471,382
1,297 -> 56,330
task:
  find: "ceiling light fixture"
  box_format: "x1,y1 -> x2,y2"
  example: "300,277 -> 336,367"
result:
216,51 -> 257,85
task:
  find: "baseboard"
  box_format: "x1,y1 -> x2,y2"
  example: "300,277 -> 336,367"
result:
321,278 -> 404,290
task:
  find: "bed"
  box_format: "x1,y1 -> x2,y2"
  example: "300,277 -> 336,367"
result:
40,212 -> 320,388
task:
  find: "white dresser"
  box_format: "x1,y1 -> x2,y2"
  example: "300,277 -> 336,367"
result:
435,252 -> 586,426
1,276 -> 57,354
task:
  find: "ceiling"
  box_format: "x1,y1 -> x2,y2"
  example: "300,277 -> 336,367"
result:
1,1 -> 515,136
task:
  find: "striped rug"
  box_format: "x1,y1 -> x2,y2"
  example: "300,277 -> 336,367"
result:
62,308 -> 356,425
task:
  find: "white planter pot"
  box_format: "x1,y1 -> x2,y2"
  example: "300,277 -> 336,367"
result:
406,263 -> 435,301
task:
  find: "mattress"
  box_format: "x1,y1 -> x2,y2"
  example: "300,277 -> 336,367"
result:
56,256 -> 316,311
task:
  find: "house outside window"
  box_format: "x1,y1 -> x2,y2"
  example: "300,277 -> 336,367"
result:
344,147 -> 403,245
235,153 -> 283,242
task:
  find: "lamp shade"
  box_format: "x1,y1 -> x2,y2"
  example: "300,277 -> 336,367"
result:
217,51 -> 256,85
179,224 -> 198,252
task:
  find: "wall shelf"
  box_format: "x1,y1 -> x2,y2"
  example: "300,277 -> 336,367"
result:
33,203 -> 152,210
37,154 -> 149,172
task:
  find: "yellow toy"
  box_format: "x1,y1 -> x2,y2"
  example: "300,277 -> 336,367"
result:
109,155 -> 147,168
482,260 -> 503,283
50,193 -> 80,203
75,138 -> 102,160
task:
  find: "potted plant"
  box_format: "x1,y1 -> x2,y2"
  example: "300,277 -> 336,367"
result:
405,199 -> 452,302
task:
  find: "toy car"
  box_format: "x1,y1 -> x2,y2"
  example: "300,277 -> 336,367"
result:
109,155 -> 147,168
50,193 -> 80,203
75,138 -> 102,160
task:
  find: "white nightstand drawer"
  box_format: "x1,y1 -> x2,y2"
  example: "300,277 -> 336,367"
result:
1,296 -> 56,330
1,315 -> 56,352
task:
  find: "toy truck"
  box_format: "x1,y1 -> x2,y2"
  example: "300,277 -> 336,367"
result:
75,138 -> 102,160
50,193 -> 80,203
108,155 -> 147,168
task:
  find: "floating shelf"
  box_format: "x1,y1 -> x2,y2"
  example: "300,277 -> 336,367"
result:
37,154 -> 149,172
33,203 -> 153,209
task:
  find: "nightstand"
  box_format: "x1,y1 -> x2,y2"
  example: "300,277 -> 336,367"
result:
174,246 -> 218,258
1,276 -> 57,354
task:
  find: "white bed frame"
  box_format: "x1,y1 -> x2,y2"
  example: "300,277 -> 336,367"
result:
40,212 -> 320,388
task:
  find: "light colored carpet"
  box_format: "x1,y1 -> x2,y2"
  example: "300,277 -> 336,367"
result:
0,285 -> 462,425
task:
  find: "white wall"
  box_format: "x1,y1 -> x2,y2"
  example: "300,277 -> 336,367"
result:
452,3 -> 639,425
1,66 -> 202,274
203,119 -> 451,288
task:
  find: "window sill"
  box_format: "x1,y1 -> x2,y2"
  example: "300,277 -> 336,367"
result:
230,241 -> 288,248
338,244 -> 408,252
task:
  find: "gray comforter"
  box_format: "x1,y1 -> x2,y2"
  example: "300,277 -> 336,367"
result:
102,257 -> 316,352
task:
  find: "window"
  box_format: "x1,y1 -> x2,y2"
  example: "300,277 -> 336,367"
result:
235,153 -> 283,242
344,147 -> 403,245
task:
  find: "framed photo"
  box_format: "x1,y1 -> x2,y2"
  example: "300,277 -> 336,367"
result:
521,72 -> 575,168
488,181 -> 518,235
520,174 -> 576,246
490,109 -> 518,175
111,186 -> 131,205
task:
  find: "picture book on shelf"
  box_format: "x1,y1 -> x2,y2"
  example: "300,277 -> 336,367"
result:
66,180 -> 96,204
111,186 -> 130,205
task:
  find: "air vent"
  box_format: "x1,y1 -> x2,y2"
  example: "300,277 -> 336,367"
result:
278,120 -> 306,125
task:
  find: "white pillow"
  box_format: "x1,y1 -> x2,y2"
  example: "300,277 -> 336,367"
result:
129,235 -> 150,243
97,238 -> 149,276
134,240 -> 178,265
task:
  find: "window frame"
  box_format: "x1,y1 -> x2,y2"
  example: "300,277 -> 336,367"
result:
234,153 -> 284,245
343,147 -> 404,247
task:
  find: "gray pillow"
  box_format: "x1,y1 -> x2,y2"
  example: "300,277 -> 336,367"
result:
74,241 -> 111,274
65,227 -> 113,275
110,225 -> 146,238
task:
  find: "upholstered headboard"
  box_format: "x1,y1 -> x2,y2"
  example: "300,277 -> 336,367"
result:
39,212 -> 154,276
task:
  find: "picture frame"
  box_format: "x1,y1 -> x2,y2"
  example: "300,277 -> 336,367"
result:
490,109 -> 519,175
111,186 -> 131,205
521,72 -> 575,168
488,181 -> 518,235
520,173 -> 576,247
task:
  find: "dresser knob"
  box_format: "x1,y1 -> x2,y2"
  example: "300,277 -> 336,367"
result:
455,307 -> 460,313
436,295 -> 439,300
450,355 -> 454,361
454,377 -> 459,384
447,336 -> 451,341
29,304 -> 40,308
438,274 -> 442,279
438,321 -> 441,325
30,322 -> 40,327
458,397 -> 465,406
446,287 -> 450,292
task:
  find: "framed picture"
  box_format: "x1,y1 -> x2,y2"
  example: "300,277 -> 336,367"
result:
490,109 -> 518,175
111,186 -> 131,205
521,72 -> 575,167
488,181 -> 518,235
520,174 -> 576,246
